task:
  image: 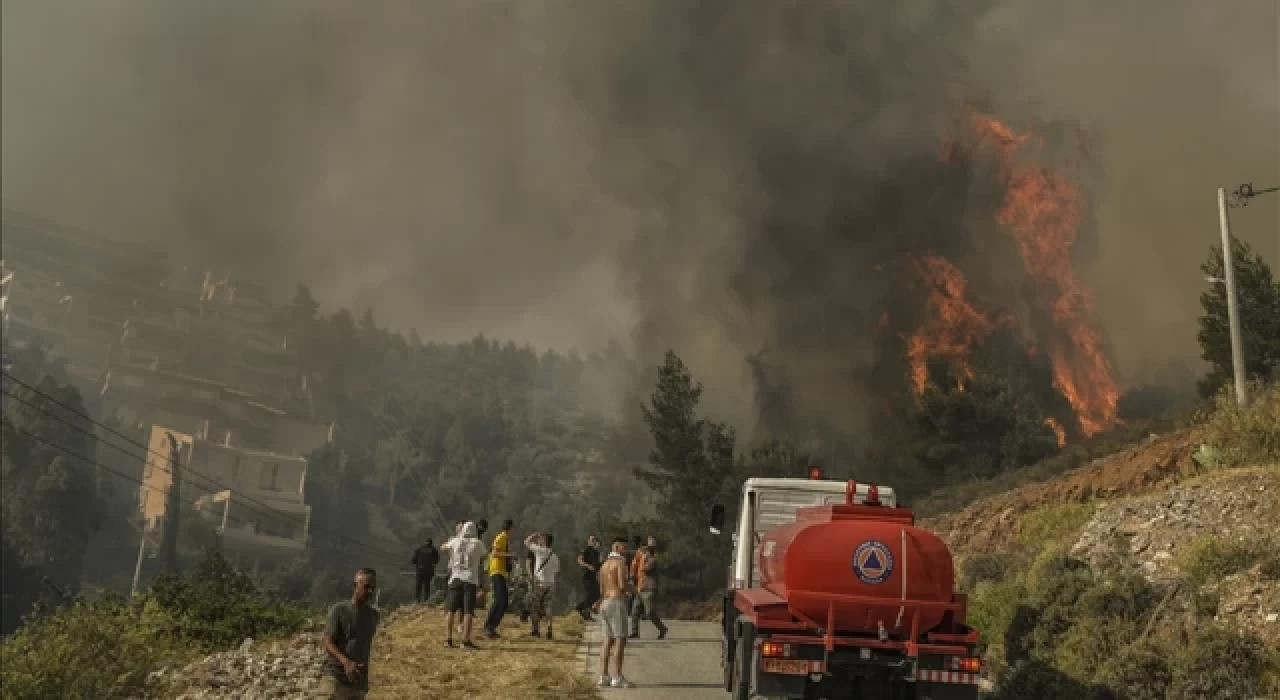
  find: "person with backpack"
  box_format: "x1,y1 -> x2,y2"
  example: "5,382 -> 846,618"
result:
523,531 -> 560,639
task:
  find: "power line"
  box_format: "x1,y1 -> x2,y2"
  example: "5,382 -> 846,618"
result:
1232,182 -> 1280,207
0,417 -> 401,567
1,371 -> 409,562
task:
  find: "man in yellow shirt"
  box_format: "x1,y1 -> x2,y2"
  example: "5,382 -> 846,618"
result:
483,519 -> 516,638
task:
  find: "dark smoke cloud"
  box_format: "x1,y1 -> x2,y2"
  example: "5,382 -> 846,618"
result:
3,0 -> 1276,433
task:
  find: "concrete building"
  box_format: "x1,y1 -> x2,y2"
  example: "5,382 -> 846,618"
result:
102,356 -> 332,458
1,211 -> 174,390
4,211 -> 335,573
139,425 -> 311,573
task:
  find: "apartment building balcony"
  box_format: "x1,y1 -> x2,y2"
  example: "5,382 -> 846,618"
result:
1,211 -> 172,290
195,490 -> 310,553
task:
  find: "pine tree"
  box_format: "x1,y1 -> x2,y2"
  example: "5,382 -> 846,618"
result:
1197,236 -> 1280,396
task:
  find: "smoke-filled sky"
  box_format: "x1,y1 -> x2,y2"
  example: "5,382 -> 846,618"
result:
3,0 -> 1277,427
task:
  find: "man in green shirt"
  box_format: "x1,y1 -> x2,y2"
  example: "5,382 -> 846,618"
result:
321,568 -> 381,699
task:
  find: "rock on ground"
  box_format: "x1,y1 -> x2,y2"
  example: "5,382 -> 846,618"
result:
158,632 -> 328,700
1070,468 -> 1280,647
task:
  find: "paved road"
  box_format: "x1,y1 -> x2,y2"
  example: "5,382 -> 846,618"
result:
577,619 -> 726,699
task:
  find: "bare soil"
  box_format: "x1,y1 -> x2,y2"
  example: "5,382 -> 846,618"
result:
922,429 -> 1203,558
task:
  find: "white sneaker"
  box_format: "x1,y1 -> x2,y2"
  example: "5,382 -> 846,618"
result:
597,676 -> 612,687
611,677 -> 636,688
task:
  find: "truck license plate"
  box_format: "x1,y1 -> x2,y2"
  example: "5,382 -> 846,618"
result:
762,659 -> 808,675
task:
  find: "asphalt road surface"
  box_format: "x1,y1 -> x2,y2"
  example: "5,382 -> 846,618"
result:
578,619 -> 726,699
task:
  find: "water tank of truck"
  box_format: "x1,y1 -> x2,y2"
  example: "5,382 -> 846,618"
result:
756,488 -> 956,636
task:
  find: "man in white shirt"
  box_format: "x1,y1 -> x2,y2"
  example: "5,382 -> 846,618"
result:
523,532 -> 560,640
440,521 -> 488,649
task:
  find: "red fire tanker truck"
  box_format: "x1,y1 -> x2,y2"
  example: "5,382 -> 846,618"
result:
709,476 -> 981,699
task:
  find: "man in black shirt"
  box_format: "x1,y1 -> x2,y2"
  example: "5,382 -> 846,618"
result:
321,568 -> 381,699
576,535 -> 602,621
411,539 -> 439,604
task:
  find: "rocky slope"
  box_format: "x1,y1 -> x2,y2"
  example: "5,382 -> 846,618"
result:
1070,467 -> 1280,647
155,605 -> 595,700
924,424 -> 1280,659
924,429 -> 1201,558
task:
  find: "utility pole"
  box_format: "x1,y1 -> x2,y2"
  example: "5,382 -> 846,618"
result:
130,522 -> 148,600
160,432 -> 182,572
1217,187 -> 1257,407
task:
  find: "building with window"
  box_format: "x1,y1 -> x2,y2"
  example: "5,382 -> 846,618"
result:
139,424 -> 311,573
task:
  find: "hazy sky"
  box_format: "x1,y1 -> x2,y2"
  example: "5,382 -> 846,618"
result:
2,0 -> 1276,423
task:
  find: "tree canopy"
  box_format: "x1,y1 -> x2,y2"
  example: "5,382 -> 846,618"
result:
1198,235 -> 1280,396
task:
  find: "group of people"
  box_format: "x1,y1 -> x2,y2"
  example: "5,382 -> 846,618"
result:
577,533 -> 670,689
405,518 -> 562,648
316,521 -> 669,698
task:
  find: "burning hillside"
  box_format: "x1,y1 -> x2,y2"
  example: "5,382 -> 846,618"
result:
905,108 -> 1121,443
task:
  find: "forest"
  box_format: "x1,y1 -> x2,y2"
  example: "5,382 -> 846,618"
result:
1,234 -> 1277,631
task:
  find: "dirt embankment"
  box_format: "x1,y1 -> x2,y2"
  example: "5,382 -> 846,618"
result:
920,423 -> 1280,653
922,429 -> 1202,558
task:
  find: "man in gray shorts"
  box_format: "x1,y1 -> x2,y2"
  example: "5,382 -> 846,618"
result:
596,537 -> 636,689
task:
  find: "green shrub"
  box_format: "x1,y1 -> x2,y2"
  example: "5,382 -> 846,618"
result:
1053,615 -> 1143,683
1172,534 -> 1268,589
1200,381 -> 1280,466
0,550 -> 312,699
1074,574 -> 1160,623
960,553 -> 1008,589
1050,576 -> 1160,681
148,549 -> 311,651
967,579 -> 1026,658
0,595 -> 187,699
1167,625 -> 1265,700
1017,503 -> 1098,550
993,660 -> 1092,700
1025,547 -> 1092,594
1191,589 -> 1220,618
1092,640 -> 1172,700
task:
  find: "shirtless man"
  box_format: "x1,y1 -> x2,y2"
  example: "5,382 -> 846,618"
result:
596,537 -> 636,689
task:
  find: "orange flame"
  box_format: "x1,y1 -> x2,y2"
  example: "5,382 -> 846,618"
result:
1044,417 -> 1067,448
964,111 -> 1120,436
907,255 -> 994,394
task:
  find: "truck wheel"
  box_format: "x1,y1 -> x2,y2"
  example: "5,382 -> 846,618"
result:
731,620 -> 756,700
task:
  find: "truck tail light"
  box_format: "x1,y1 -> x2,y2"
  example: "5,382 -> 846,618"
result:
947,656 -> 982,673
760,641 -> 791,658
809,467 -> 822,480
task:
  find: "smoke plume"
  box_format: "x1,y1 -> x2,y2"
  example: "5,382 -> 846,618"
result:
2,0 -> 1276,433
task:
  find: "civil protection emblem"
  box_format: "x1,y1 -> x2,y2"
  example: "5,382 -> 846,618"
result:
852,540 -> 894,585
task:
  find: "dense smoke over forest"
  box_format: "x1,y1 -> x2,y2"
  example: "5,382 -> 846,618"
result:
2,0 -> 1277,433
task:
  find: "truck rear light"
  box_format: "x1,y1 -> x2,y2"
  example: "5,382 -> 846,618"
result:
760,641 -> 791,658
809,467 -> 822,480
947,656 -> 982,673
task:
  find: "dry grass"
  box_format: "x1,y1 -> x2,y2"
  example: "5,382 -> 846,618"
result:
367,605 -> 600,700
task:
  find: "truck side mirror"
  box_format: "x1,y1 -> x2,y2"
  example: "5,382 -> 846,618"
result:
709,504 -> 726,535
